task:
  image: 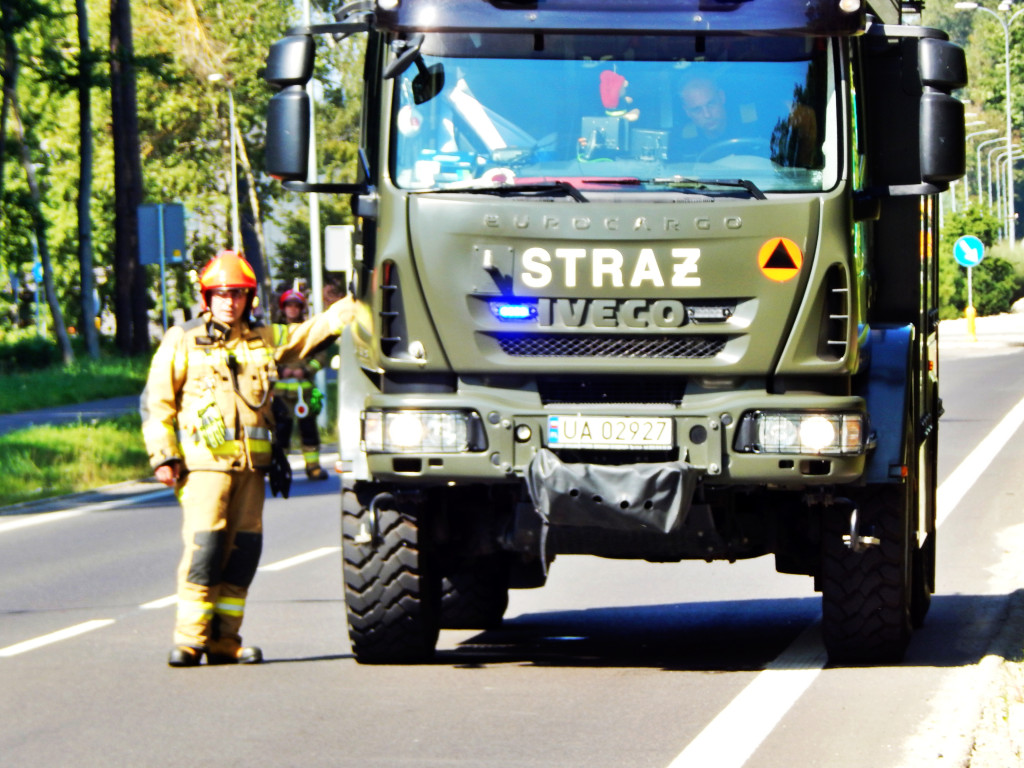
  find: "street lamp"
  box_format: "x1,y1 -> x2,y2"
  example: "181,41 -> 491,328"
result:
977,135 -> 1005,199
208,73 -> 241,253
967,128 -> 999,203
985,140 -> 1012,206
955,1 -> 1024,247
996,149 -> 1024,235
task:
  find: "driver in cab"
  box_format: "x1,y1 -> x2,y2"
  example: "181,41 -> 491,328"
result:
677,76 -> 760,161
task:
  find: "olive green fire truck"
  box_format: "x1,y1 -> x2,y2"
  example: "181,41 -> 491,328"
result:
264,0 -> 966,664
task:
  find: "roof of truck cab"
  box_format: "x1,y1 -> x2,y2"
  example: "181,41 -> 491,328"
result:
374,0 -> 897,37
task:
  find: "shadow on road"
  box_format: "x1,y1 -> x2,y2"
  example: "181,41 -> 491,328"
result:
429,590 -> 1024,673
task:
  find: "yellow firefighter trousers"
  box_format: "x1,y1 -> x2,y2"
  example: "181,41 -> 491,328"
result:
174,469 -> 264,655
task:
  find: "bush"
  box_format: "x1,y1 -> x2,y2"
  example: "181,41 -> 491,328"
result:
0,328 -> 62,372
938,204 -> 1023,319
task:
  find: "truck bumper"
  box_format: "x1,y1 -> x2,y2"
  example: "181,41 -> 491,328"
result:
352,388 -> 868,487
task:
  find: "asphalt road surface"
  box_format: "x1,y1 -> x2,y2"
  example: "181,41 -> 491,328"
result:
2,328 -> 1023,767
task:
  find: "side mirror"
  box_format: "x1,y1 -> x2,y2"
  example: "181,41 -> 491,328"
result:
918,38 -> 967,185
265,86 -> 310,181
265,35 -> 314,88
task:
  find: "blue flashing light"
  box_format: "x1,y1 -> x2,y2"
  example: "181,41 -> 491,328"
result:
491,302 -> 537,322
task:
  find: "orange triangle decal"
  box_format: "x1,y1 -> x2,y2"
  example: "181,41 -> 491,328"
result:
758,237 -> 803,282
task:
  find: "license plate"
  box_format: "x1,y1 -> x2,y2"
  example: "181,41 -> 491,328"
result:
546,415 -> 673,450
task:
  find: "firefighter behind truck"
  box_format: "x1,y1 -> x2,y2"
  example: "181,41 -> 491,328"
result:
263,0 -> 966,665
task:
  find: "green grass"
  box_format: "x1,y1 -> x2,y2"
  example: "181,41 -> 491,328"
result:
0,413 -> 152,507
0,356 -> 149,414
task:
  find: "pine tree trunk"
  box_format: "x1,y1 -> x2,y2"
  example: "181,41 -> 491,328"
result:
77,0 -> 100,358
10,94 -> 74,364
110,0 -> 147,355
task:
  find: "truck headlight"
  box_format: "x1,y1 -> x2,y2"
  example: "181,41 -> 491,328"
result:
735,411 -> 865,456
363,410 -> 482,453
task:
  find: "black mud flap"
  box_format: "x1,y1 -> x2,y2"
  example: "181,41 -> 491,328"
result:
525,448 -> 699,534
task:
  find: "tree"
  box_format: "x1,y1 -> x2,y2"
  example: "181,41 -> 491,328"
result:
77,0 -> 99,358
9,87 -> 74,363
110,0 -> 147,355
939,204 -> 1014,318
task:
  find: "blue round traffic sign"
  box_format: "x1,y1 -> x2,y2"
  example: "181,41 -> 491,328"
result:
954,235 -> 985,268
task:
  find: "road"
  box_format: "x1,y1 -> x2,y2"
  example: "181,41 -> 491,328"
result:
2,330 -> 1023,767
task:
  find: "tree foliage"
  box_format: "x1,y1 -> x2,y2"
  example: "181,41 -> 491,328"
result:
1,0 -> 363,359
939,204 -> 1022,318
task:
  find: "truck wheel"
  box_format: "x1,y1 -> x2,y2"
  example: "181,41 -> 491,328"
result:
821,485 -> 912,664
440,555 -> 510,630
342,487 -> 440,664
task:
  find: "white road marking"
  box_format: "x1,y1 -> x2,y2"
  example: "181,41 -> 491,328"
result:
139,595 -> 177,610
0,619 -> 115,658
665,390 -> 1024,768
259,546 -> 340,572
935,392 -> 1024,528
0,508 -> 86,534
0,488 -> 172,535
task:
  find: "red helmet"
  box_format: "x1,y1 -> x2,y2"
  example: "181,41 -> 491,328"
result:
198,250 -> 258,310
279,289 -> 307,310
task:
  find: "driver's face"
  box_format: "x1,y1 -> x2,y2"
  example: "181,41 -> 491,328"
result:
681,81 -> 727,136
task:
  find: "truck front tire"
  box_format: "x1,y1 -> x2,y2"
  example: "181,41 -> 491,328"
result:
342,486 -> 440,664
820,485 -> 913,664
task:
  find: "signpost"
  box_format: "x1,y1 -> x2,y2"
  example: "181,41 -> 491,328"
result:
138,203 -> 186,330
954,235 -> 985,342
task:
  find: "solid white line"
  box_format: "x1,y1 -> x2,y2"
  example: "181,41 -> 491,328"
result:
668,622 -> 827,768
258,546 -> 340,572
665,390 -> 1024,768
936,392 -> 1024,528
0,488 -> 172,535
0,508 -> 86,534
0,619 -> 115,658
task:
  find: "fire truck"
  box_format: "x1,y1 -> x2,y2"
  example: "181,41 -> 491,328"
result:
264,0 -> 965,664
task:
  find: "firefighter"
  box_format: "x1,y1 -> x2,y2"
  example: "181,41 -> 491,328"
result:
272,289 -> 328,481
140,250 -> 355,667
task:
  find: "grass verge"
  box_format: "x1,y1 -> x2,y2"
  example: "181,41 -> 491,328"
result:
0,413 -> 152,507
0,356 -> 149,414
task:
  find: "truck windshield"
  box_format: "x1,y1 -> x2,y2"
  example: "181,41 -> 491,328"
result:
390,33 -> 838,194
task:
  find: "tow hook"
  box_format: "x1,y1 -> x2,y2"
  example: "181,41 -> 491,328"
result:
354,492 -> 395,546
842,506 -> 880,552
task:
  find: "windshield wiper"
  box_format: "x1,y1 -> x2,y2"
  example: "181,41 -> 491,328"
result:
649,176 -> 767,200
416,180 -> 587,202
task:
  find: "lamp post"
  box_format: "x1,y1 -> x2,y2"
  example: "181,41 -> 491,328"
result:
967,128 -> 999,203
986,141 -> 1016,207
978,135 -> 1005,200
208,73 -> 241,253
955,1 -> 1024,247
996,149 -> 1024,235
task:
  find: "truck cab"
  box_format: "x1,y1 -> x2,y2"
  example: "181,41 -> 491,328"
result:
265,0 -> 965,665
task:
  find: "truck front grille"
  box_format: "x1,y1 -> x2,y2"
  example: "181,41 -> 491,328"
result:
538,376 -> 685,405
492,333 -> 727,359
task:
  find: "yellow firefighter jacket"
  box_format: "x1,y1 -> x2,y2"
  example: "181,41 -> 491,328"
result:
140,301 -> 348,472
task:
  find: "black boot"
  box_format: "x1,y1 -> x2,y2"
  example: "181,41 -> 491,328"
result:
306,464 -> 328,481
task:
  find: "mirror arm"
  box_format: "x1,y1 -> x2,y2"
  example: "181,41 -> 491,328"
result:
283,181 -> 370,194
383,34 -> 425,80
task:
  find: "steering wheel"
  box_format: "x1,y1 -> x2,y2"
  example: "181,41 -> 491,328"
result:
696,138 -> 771,164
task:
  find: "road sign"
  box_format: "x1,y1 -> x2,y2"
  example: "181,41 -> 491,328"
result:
954,235 -> 985,268
138,203 -> 186,266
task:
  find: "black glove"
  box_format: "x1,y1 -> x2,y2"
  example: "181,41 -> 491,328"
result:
269,440 -> 292,499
